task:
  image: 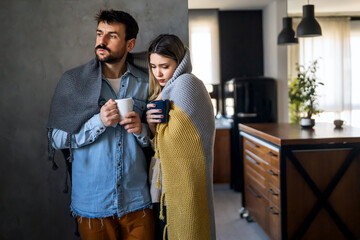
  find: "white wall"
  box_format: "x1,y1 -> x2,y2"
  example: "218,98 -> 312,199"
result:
263,0 -> 289,122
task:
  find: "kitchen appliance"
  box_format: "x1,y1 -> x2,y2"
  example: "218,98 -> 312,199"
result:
223,77 -> 277,192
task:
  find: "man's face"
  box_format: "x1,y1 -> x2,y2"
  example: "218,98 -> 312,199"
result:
95,21 -> 132,63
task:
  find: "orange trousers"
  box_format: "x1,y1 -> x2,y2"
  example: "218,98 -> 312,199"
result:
77,208 -> 155,240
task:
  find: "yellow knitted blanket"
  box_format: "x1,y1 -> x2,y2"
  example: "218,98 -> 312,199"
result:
155,102 -> 212,240
153,48 -> 216,240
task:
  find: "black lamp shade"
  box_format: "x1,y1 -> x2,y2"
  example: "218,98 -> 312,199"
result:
296,4 -> 322,37
278,17 -> 298,45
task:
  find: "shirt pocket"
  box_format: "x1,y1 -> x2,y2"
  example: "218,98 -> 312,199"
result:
132,98 -> 147,118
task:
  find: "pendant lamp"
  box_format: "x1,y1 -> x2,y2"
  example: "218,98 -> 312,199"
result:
277,0 -> 298,45
296,3 -> 322,37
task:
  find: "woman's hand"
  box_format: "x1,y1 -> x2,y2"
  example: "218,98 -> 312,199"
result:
147,92 -> 164,136
146,104 -> 164,136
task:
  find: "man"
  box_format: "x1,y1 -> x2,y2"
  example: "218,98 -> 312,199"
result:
47,10 -> 154,240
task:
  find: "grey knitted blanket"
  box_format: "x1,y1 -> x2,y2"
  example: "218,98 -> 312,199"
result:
47,52 -> 148,133
47,53 -> 148,167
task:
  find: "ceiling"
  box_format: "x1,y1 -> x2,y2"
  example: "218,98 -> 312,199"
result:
188,0 -> 360,16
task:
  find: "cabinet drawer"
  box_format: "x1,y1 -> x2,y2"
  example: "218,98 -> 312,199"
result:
245,164 -> 267,195
244,136 -> 280,168
259,144 -> 279,169
267,204 -> 281,240
244,181 -> 267,230
268,183 -> 280,209
267,165 -> 280,189
266,148 -> 280,169
244,138 -> 270,164
244,149 -> 268,174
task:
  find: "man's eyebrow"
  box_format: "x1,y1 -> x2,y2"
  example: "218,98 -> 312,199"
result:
96,29 -> 119,35
108,31 -> 119,35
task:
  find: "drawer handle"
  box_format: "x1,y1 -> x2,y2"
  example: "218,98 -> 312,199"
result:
268,152 -> 278,157
268,188 -> 279,196
268,169 -> 279,176
247,186 -> 261,198
246,140 -> 259,148
268,207 -> 279,215
246,155 -> 260,165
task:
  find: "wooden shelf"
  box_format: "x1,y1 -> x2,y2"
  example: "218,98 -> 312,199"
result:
213,128 -> 231,183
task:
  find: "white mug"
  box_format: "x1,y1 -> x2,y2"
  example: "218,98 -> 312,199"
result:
115,98 -> 133,120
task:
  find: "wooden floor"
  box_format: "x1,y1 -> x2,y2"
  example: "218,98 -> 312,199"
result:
214,184 -> 269,240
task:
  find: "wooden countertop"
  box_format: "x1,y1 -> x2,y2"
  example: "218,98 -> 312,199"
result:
239,122 -> 360,146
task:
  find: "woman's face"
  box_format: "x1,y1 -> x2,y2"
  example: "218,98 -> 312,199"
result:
150,53 -> 178,87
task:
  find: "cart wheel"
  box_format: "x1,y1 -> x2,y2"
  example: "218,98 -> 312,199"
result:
240,211 -> 249,219
245,215 -> 254,222
239,207 -> 246,218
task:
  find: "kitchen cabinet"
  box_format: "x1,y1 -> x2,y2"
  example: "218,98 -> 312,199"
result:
240,123 -> 360,240
213,128 -> 231,183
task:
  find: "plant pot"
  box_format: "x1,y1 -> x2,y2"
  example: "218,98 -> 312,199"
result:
300,118 -> 315,128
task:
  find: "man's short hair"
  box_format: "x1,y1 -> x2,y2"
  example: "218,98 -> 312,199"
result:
95,9 -> 139,40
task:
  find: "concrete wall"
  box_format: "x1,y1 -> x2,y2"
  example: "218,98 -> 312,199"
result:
263,0 -> 289,122
0,1 -> 188,239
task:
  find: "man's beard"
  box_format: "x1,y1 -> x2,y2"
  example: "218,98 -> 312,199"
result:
95,45 -> 125,63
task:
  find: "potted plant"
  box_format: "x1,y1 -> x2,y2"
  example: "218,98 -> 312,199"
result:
288,60 -> 324,127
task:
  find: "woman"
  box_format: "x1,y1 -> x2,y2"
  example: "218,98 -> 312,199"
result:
146,34 -> 216,240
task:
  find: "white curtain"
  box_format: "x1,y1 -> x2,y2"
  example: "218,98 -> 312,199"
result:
350,20 -> 360,127
288,17 -> 353,122
188,10 -> 220,85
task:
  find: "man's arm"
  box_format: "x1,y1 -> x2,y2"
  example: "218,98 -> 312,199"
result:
51,99 -> 120,149
51,114 -> 106,149
133,123 -> 150,147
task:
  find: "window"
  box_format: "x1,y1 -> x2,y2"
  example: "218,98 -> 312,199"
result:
289,17 -> 360,127
189,10 -> 220,116
349,20 -> 360,127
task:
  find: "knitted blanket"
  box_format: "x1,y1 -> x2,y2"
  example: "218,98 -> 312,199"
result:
47,53 -> 148,166
47,52 -> 148,134
154,49 -> 216,239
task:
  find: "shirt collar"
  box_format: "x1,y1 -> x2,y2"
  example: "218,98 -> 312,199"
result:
125,61 -> 143,78
100,61 -> 143,80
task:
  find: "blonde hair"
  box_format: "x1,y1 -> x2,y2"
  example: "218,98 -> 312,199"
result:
147,34 -> 185,102
148,70 -> 163,102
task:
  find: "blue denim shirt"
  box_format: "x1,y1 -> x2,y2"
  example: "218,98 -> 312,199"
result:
51,63 -> 151,218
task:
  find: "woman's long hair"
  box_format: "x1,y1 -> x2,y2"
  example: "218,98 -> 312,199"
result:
147,34 -> 186,101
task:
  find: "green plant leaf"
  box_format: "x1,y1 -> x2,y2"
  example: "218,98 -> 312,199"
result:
288,59 -> 323,122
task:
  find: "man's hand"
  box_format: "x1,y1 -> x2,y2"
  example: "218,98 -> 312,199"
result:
119,111 -> 142,135
100,99 -> 120,127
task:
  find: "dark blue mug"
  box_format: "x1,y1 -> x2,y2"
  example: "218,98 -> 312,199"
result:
149,99 -> 170,123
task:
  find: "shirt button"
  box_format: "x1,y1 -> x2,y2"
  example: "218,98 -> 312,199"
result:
89,139 -> 93,143
96,130 -> 100,133
118,143 -> 121,146
118,163 -> 120,167
100,127 -> 104,130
